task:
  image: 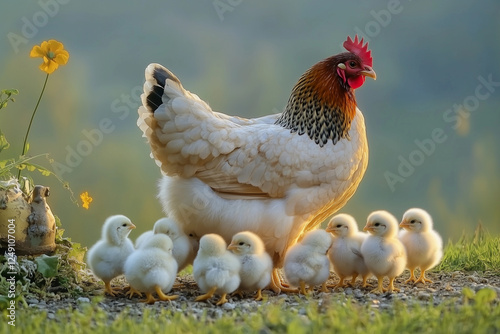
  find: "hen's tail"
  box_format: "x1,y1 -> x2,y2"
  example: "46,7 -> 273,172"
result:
141,63 -> 185,114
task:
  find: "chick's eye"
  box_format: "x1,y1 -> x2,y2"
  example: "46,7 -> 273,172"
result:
336,224 -> 342,228
349,61 -> 357,68
239,242 -> 245,246
122,223 -> 127,227
410,220 -> 416,224
374,222 -> 380,227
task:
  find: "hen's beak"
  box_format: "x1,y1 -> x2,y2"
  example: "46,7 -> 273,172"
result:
360,66 -> 377,80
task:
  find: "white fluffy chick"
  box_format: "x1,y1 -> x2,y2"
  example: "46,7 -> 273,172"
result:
361,210 -> 407,294
283,229 -> 332,294
87,215 -> 136,296
124,234 -> 179,304
326,214 -> 370,289
228,231 -> 272,301
135,217 -> 199,272
399,208 -> 443,285
193,234 -> 241,305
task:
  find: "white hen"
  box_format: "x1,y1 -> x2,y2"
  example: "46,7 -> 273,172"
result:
283,229 -> 333,294
361,210 -> 407,294
399,208 -> 443,285
124,234 -> 178,304
193,234 -> 241,305
325,213 -> 370,289
228,231 -> 273,301
138,36 -> 376,292
135,217 -> 199,272
87,215 -> 136,296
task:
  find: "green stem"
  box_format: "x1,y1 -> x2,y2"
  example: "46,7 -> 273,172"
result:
17,73 -> 50,181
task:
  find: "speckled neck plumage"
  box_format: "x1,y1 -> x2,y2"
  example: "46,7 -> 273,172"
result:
275,61 -> 357,147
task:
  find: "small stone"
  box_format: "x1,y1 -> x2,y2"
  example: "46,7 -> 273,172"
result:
417,292 -> 431,300
47,313 -> 56,320
77,297 -> 90,303
27,298 -> 39,304
222,302 -> 235,310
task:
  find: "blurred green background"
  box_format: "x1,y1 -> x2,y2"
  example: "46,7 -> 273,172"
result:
1,1 -> 499,249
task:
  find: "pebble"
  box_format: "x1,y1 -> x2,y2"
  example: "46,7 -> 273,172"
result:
77,297 -> 90,303
27,298 -> 39,304
222,303 -> 235,310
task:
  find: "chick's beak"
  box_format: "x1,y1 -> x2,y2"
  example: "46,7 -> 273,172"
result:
399,220 -> 408,228
360,66 -> 377,80
363,225 -> 372,232
129,223 -> 136,230
227,243 -> 237,251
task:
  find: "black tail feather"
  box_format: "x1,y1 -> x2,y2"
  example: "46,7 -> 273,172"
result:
146,65 -> 176,112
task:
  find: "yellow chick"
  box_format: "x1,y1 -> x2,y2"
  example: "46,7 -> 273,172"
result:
399,208 -> 443,285
136,217 -> 199,272
361,210 -> 407,294
326,213 -> 370,289
283,229 -> 332,294
124,234 -> 179,304
228,231 -> 273,301
193,234 -> 241,305
87,215 -> 136,296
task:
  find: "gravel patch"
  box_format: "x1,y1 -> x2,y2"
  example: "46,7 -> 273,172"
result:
22,270 -> 500,322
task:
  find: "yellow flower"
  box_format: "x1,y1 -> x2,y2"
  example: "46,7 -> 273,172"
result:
30,40 -> 69,74
80,191 -> 93,209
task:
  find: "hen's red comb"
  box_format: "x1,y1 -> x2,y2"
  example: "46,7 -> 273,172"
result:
343,35 -> 373,67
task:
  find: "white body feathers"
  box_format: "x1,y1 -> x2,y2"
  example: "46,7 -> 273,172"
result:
124,234 -> 178,294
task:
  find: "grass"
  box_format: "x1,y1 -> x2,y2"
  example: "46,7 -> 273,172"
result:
1,226 -> 499,333
437,224 -> 500,272
2,291 -> 499,333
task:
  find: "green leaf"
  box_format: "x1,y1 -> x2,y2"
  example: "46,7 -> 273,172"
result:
35,254 -> 59,278
475,288 -> 497,304
0,131 -> 9,152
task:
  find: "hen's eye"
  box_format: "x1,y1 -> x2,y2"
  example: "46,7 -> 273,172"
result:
349,61 -> 357,68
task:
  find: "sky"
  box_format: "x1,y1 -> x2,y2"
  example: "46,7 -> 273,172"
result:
1,1 -> 499,248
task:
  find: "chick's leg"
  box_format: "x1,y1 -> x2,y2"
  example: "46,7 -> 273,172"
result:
104,281 -> 118,296
195,286 -> 217,302
414,269 -> 433,284
299,281 -> 308,295
328,276 -> 346,290
361,275 -> 372,288
216,293 -> 229,306
270,268 -> 298,294
254,289 -> 264,301
155,286 -> 179,301
141,293 -> 157,304
125,285 -> 142,299
369,277 -> 386,294
348,274 -> 359,287
320,282 -> 329,293
387,277 -> 400,293
405,268 -> 417,284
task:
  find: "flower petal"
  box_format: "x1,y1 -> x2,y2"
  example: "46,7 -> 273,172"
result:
30,45 -> 45,58
47,40 -> 64,52
40,60 -> 59,74
53,52 -> 69,65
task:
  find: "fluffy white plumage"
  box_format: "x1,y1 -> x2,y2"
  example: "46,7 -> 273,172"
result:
399,208 -> 443,285
193,234 -> 241,305
135,217 -> 199,272
124,234 -> 178,303
87,215 -> 136,296
228,231 -> 273,301
325,213 -> 370,289
361,210 -> 407,294
283,229 -> 333,294
138,63 -> 369,292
